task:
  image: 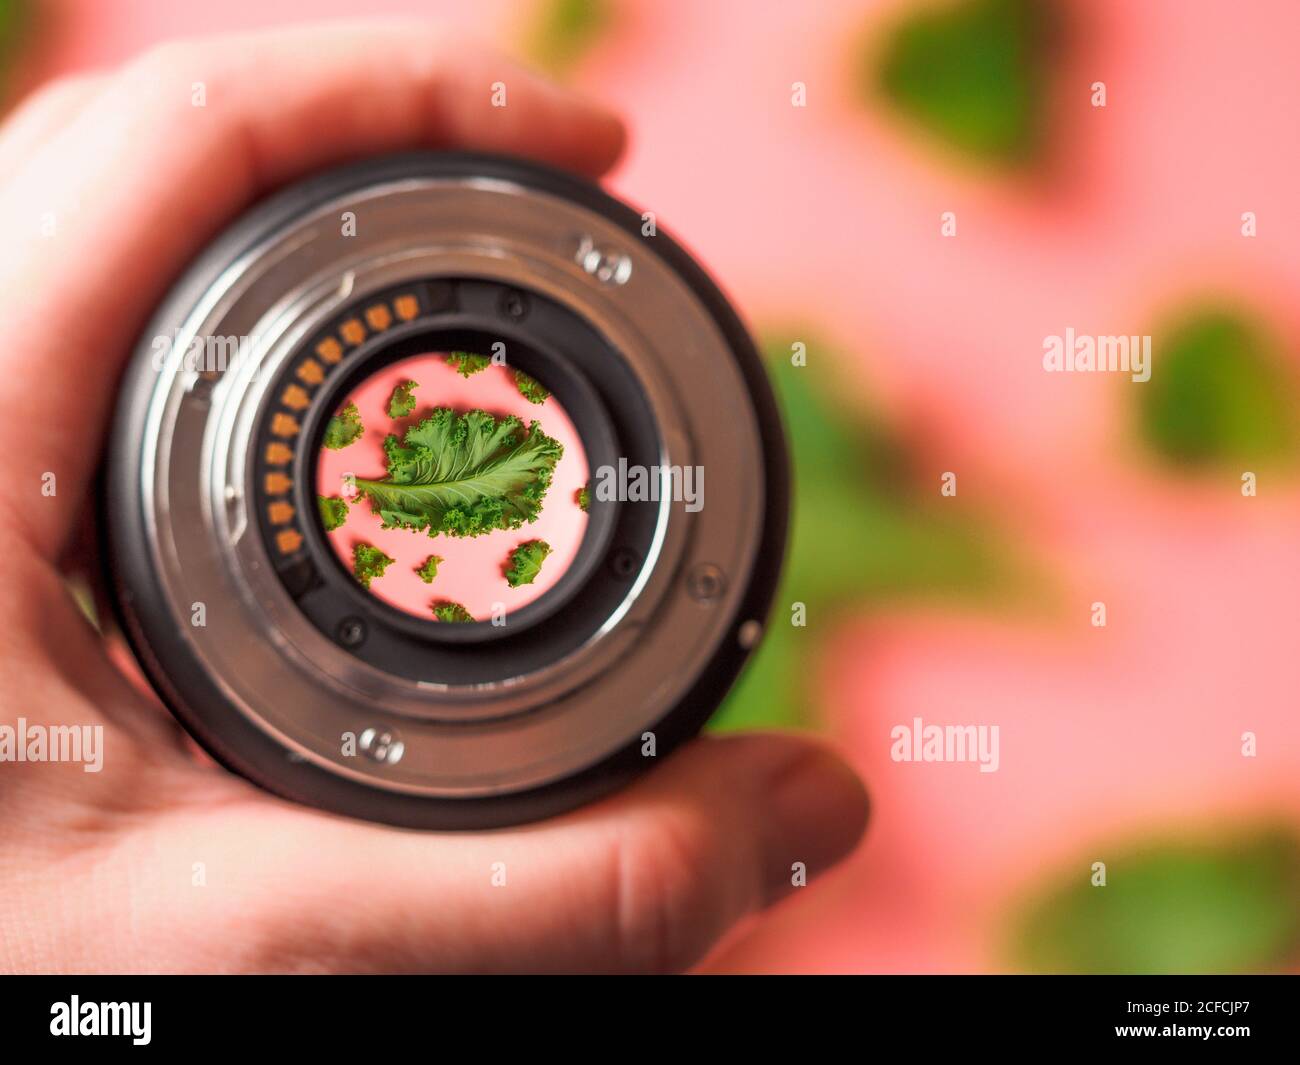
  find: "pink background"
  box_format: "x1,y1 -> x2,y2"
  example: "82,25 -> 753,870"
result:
15,0 -> 1300,973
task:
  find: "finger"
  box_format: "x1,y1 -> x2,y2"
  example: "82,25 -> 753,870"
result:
227,734 -> 868,974
0,73 -> 107,180
0,20 -> 626,558
0,546 -> 189,764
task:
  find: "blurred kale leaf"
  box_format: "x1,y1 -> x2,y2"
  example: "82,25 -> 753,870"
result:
0,0 -> 31,93
525,0 -> 612,78
710,337 -> 1013,732
1139,307 -> 1296,469
1010,823 -> 1300,973
870,0 -> 1053,166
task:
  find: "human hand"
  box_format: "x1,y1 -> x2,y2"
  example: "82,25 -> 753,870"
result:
0,22 -> 868,974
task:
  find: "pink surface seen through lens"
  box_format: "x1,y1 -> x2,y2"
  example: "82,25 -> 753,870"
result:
315,352 -> 589,622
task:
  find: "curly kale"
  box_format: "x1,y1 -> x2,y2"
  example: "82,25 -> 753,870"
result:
416,555 -> 443,584
504,540 -> 552,588
352,543 -> 394,589
445,351 -> 491,378
513,369 -> 550,405
318,495 -> 350,532
323,402 -> 363,450
432,601 -> 473,622
388,379 -> 418,419
354,408 -> 563,538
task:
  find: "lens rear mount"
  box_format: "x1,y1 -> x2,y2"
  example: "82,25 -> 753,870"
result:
268,280 -> 659,681
105,153 -> 788,828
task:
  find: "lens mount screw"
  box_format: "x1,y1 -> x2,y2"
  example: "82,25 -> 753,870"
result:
575,234 -> 633,286
610,547 -> 640,579
499,289 -> 529,320
336,617 -> 366,647
359,726 -> 405,765
687,563 -> 725,602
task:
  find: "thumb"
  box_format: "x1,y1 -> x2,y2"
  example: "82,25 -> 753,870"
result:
212,734 -> 869,974
289,732 -> 871,974
574,732 -> 870,972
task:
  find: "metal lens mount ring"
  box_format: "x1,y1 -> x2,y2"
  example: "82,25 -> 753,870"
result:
105,153 -> 789,829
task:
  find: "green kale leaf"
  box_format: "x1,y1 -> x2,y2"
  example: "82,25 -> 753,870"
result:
576,483 -> 590,511
514,369 -> 550,405
505,540 -> 552,588
416,555 -> 443,583
445,351 -> 491,378
354,408 -> 563,538
871,0 -> 1052,167
526,0 -> 612,77
388,379 -> 418,418
1138,307 -> 1296,468
352,543 -> 394,588
1009,823 -> 1300,974
432,601 -> 473,622
323,402 -> 363,450
318,495 -> 349,532
0,1 -> 34,97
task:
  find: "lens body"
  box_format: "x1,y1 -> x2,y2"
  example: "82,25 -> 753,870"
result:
105,153 -> 788,828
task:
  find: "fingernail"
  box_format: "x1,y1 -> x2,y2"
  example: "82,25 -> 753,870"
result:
760,747 -> 869,902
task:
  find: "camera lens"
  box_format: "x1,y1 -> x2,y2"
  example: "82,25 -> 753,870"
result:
105,152 -> 788,829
